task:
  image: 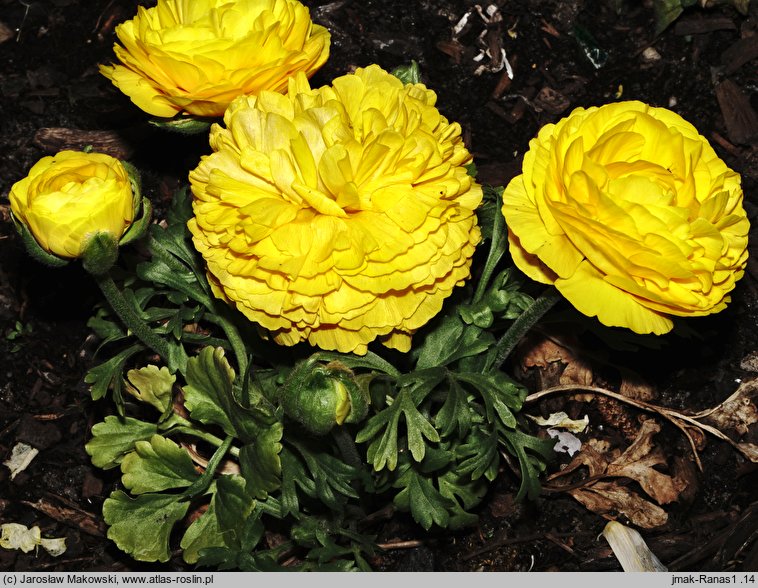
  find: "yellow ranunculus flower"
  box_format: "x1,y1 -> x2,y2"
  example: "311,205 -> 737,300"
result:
502,100 -> 750,334
189,64 -> 483,354
99,0 -> 330,118
9,151 -> 136,259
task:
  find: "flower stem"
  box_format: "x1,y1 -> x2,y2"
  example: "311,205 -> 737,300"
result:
332,427 -> 364,472
484,286 -> 562,371
95,271 -> 185,373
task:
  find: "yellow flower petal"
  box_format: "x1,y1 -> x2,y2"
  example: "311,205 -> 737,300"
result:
502,100 -> 749,333
9,151 -> 135,259
189,65 -> 482,353
101,0 -> 330,118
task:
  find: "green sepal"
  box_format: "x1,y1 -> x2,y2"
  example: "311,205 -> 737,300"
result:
119,198 -> 152,247
148,116 -> 214,135
11,212 -> 68,268
118,158 -> 148,248
391,60 -> 421,84
280,358 -> 369,436
81,231 -> 119,276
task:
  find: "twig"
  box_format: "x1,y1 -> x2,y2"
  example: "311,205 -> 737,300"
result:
377,540 -> 425,551
525,384 -> 753,470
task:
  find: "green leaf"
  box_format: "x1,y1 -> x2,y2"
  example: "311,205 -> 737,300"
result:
85,416 -> 157,469
183,346 -> 272,443
288,440 -> 360,509
181,436 -> 234,500
357,388 -> 440,471
180,500 -> 224,564
418,445 -> 455,474
238,423 -> 283,499
415,314 -> 494,370
457,425 -> 500,481
438,470 -> 486,529
653,0 -> 694,34
121,435 -> 199,494
456,371 -> 526,428
415,314 -> 465,369
435,376 -> 473,439
471,185 -> 507,304
393,467 -> 452,530
103,491 -> 189,563
312,350 -> 400,378
87,308 -> 126,346
183,346 -> 237,436
124,365 -> 175,413
438,470 -> 486,511
84,344 -> 143,404
214,475 -> 257,550
279,448 -> 315,517
501,428 -> 554,501
137,253 -> 211,309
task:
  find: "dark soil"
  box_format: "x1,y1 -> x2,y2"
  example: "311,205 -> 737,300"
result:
1,0 -> 757,573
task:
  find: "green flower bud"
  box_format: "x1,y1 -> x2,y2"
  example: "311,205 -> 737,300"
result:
280,359 -> 370,436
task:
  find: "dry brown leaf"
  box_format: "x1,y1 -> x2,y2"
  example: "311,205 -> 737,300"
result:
606,420 -> 681,505
569,481 -> 669,529
619,372 -> 657,401
560,358 -> 594,386
547,444 -> 609,481
519,335 -> 594,386
698,378 -> 758,438
520,337 -> 571,368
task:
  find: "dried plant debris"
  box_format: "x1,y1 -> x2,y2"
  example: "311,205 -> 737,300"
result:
547,420 -> 690,528
0,523 -> 66,557
2,442 -> 39,480
602,520 -> 668,571
694,377 -> 758,461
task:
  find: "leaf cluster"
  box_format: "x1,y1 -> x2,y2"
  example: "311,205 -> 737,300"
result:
84,186 -> 554,570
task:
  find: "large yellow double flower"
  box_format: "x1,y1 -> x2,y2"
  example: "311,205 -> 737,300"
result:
502,101 -> 749,334
189,65 -> 483,354
100,0 -> 330,118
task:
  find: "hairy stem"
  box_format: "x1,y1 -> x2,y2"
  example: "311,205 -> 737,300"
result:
95,272 -> 185,372
485,286 -> 562,371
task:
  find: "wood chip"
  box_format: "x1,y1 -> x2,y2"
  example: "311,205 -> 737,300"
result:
721,35 -> 758,76
33,128 -> 139,160
20,498 -> 106,538
674,16 -> 736,35
714,79 -> 758,145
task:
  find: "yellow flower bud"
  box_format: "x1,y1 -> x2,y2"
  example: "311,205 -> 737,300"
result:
9,151 -> 137,261
502,101 -> 750,334
99,0 -> 330,118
